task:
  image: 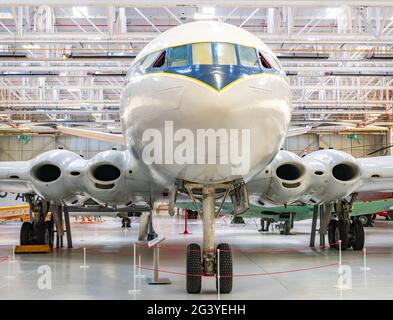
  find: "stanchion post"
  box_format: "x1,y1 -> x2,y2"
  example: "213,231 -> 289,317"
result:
360,248 -> 371,271
338,240 -> 342,271
10,245 -> 16,263
5,255 -> 15,280
146,236 -> 171,285
184,210 -> 188,234
139,254 -> 141,278
335,240 -> 352,291
136,254 -> 145,279
154,246 -> 159,282
180,209 -> 191,235
217,248 -> 220,300
80,247 -> 90,269
128,243 -> 141,294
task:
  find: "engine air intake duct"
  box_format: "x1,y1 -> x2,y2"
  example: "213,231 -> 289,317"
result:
33,164 -> 61,183
332,163 -> 359,182
276,163 -> 304,181
91,164 -> 121,182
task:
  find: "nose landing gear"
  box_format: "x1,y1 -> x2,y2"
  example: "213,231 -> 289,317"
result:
184,183 -> 238,294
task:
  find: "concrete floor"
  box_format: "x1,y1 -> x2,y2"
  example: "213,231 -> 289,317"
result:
0,214 -> 393,300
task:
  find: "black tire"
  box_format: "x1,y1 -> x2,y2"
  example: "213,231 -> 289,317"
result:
216,243 -> 233,294
36,222 -> 49,245
281,221 -> 291,235
328,220 -> 338,248
188,211 -> 198,219
351,219 -> 365,250
335,220 -> 349,250
231,216 -> 245,224
45,221 -> 54,248
20,222 -> 33,245
186,243 -> 202,294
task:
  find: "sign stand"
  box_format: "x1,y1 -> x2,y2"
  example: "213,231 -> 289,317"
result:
146,236 -> 171,285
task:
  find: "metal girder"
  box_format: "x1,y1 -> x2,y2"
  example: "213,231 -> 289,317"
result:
134,8 -> 161,33
2,33 -> 393,44
0,3 -> 391,128
1,1 -> 393,7
239,8 -> 260,28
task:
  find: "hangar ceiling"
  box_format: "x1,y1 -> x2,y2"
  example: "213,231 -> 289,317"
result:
0,0 -> 392,134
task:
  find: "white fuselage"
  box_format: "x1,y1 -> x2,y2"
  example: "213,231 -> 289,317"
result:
120,21 -> 291,186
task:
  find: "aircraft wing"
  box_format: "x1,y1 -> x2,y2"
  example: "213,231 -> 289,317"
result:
247,149 -> 393,206
286,126 -> 311,137
60,125 -> 310,144
58,126 -> 125,145
0,161 -> 35,194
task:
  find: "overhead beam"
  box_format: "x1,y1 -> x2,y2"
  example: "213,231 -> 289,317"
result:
1,1 -> 393,7
2,32 -> 393,44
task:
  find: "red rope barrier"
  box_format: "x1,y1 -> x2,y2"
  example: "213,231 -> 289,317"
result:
135,242 -> 337,254
134,243 -> 363,279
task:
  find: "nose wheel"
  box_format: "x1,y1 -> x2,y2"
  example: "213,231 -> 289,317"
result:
186,242 -> 233,294
215,243 -> 233,294
186,243 -> 202,294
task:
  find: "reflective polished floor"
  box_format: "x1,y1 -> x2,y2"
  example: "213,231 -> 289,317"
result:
0,214 -> 393,300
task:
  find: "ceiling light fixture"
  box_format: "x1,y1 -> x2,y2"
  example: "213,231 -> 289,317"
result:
194,7 -> 216,20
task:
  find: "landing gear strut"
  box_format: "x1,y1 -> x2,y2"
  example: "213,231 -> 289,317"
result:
328,196 -> 364,251
184,183 -> 236,294
20,195 -> 54,248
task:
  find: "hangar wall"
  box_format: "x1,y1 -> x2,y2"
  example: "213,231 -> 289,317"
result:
284,133 -> 386,158
0,133 -> 386,161
0,135 -> 125,161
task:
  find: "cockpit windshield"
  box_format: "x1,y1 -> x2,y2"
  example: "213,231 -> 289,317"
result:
127,41 -> 280,81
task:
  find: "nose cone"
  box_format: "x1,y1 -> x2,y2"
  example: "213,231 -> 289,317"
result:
121,72 -> 291,185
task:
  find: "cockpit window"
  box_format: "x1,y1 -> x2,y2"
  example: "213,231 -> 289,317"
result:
127,57 -> 146,79
192,42 -> 213,65
238,45 -> 259,68
215,43 -> 237,65
265,53 -> 282,71
141,51 -> 163,71
153,51 -> 166,68
259,52 -> 272,69
168,45 -> 188,67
